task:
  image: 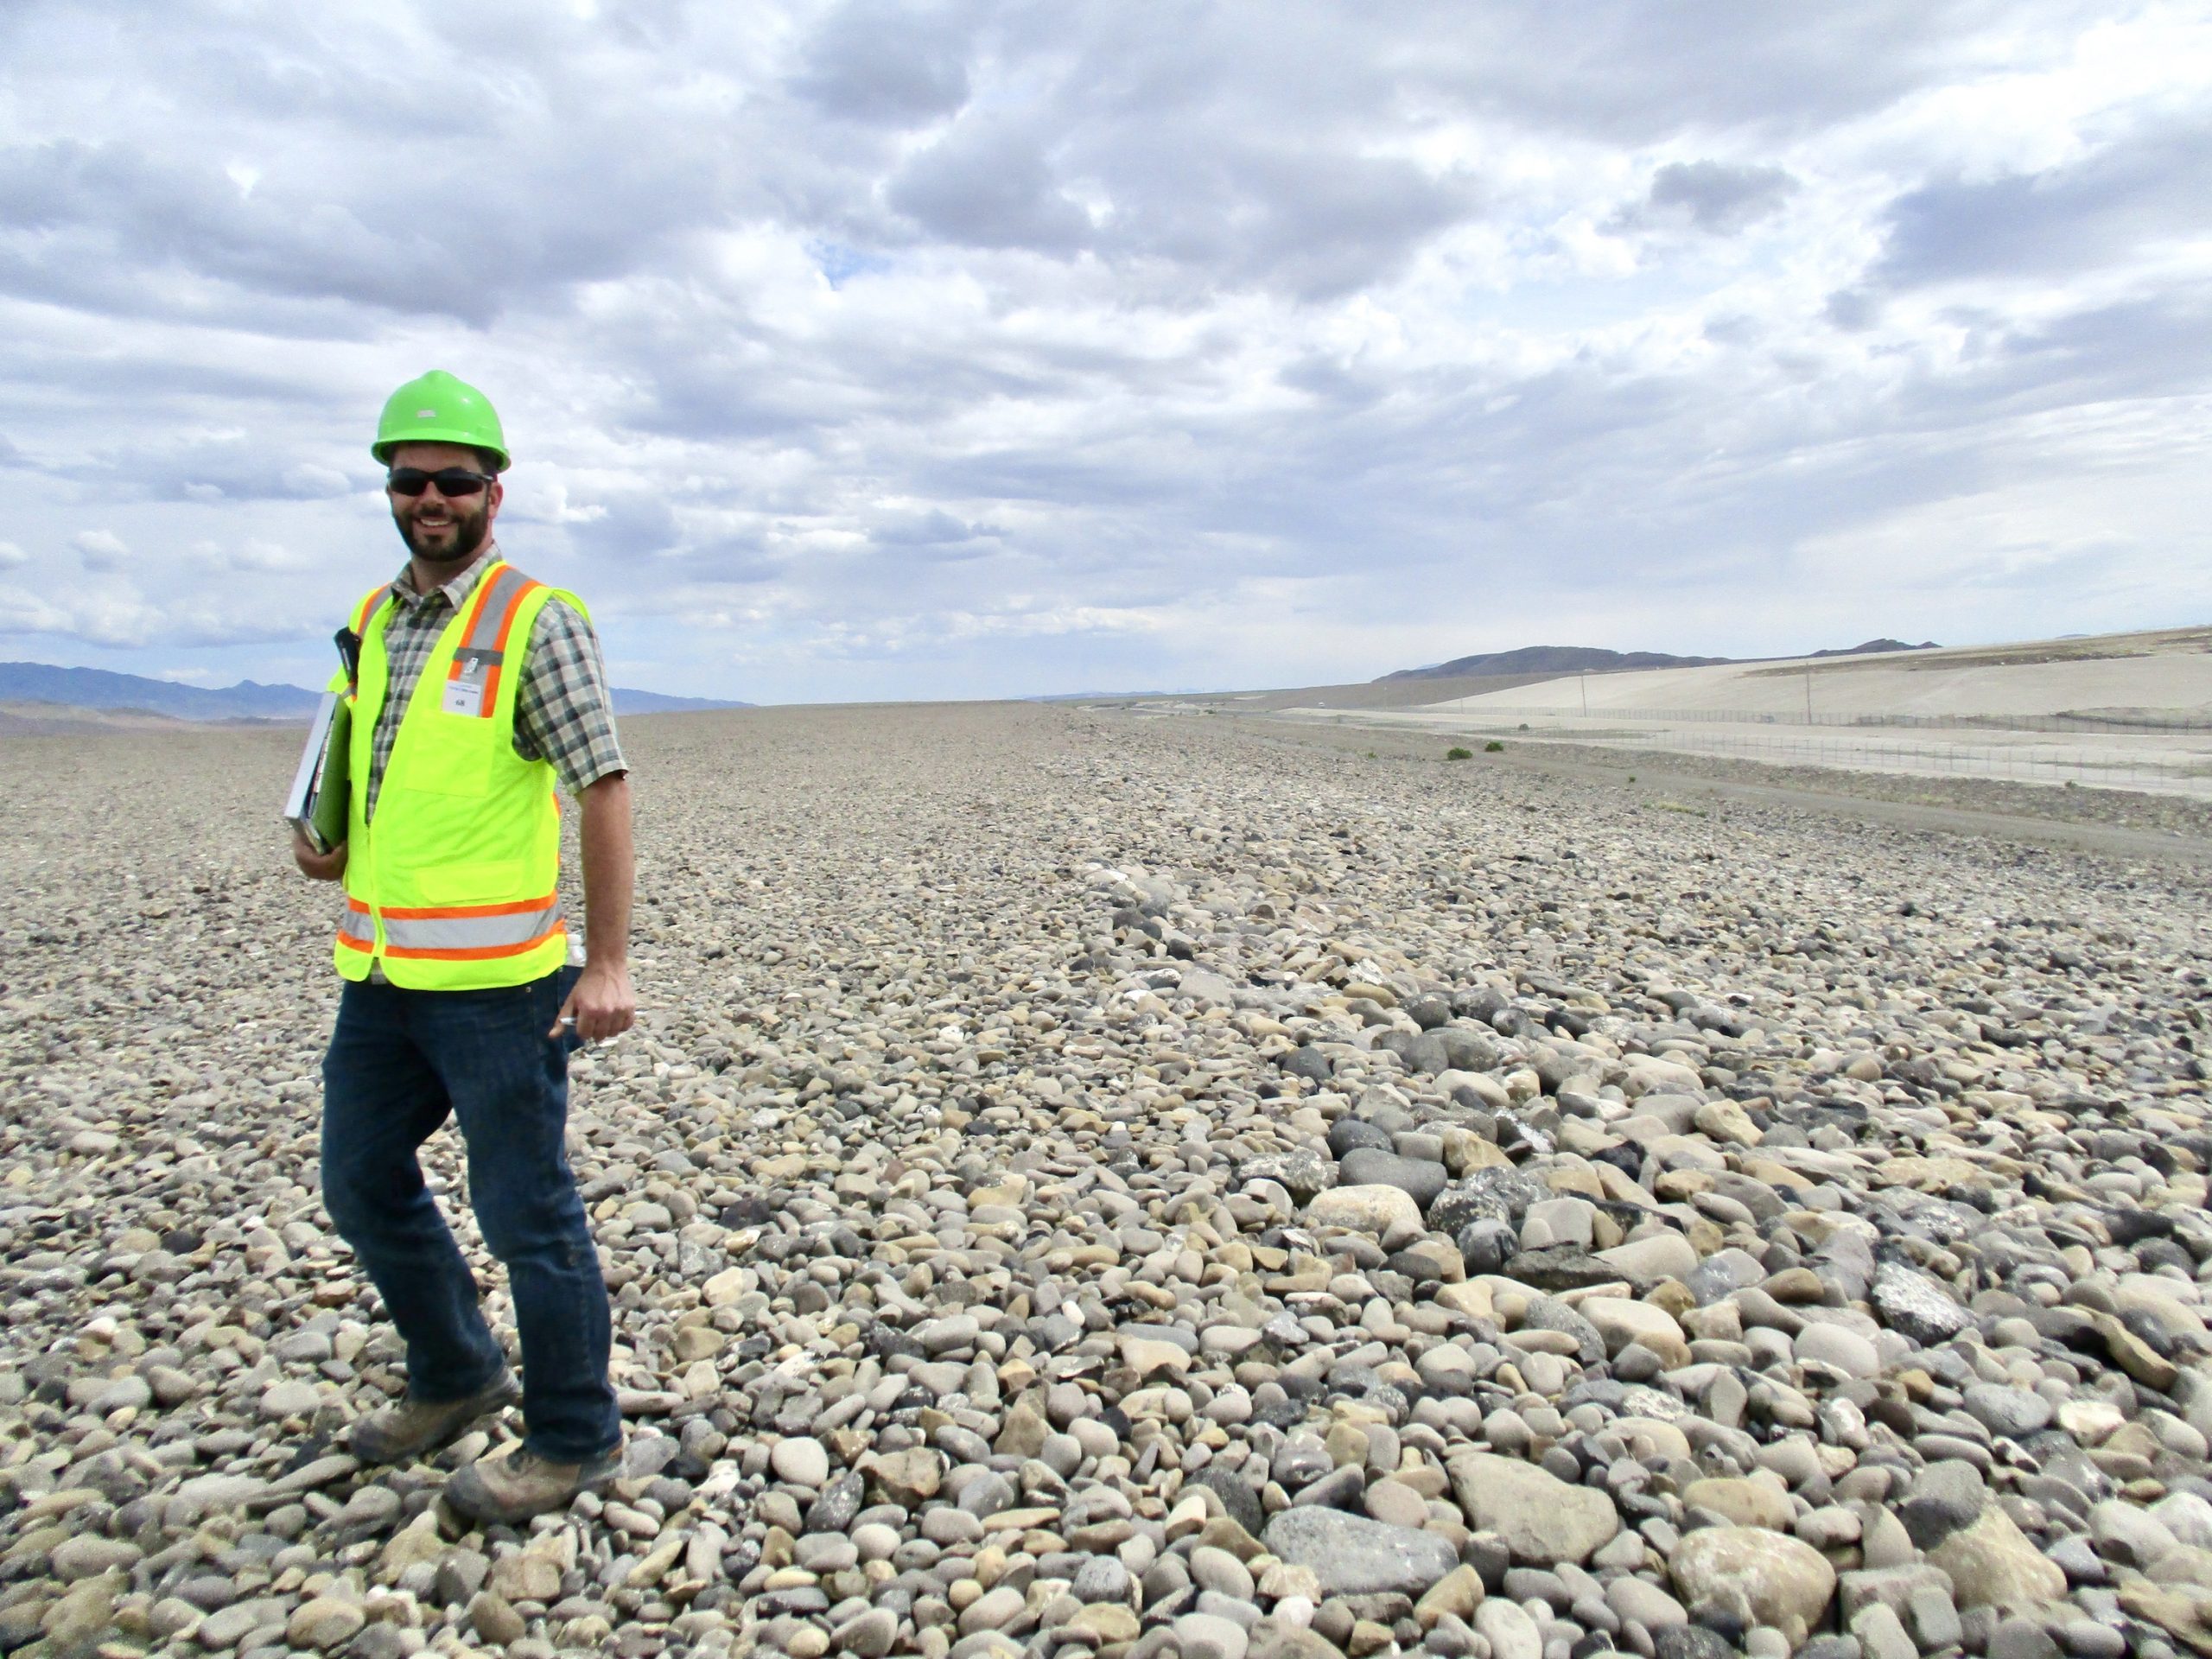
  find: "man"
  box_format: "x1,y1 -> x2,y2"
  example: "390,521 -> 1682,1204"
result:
291,369 -> 634,1523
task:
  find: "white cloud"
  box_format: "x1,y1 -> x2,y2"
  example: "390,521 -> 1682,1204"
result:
228,539 -> 313,572
0,581 -> 326,650
0,541 -> 23,569
0,1 -> 2208,698
71,530 -> 129,570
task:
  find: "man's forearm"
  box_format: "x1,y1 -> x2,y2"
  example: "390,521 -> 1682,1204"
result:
577,774 -> 634,965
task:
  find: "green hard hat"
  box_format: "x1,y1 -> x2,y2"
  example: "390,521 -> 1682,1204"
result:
372,370 -> 511,471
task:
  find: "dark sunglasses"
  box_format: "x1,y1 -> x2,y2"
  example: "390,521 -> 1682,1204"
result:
387,467 -> 496,498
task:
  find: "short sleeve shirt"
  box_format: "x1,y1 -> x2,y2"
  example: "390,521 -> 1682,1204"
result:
361,544 -> 626,819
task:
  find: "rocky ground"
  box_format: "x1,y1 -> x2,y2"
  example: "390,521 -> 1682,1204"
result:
0,702 -> 2209,1659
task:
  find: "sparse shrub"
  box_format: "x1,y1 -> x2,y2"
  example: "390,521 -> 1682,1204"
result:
1627,775 -> 1637,783
1484,740 -> 1505,753
1518,723 -> 1530,731
1446,746 -> 1473,760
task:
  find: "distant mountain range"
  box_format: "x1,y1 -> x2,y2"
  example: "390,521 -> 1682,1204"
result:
0,664 -> 321,721
609,688 -> 753,714
1808,638 -> 1940,659
1379,639 -> 1938,681
0,662 -> 747,721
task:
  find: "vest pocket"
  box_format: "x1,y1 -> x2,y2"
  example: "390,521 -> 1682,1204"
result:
412,860 -> 529,906
383,732 -> 493,798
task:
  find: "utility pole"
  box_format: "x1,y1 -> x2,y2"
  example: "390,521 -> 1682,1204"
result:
1803,667 -> 1812,724
1579,672 -> 1588,717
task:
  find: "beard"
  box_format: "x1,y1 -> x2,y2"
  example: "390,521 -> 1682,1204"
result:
394,497 -> 493,564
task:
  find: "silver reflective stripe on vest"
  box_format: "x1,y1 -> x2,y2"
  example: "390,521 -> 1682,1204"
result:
379,896 -> 564,957
340,906 -> 377,943
460,564 -> 536,652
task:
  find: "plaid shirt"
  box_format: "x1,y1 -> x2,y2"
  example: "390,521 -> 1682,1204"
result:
361,543 -> 626,819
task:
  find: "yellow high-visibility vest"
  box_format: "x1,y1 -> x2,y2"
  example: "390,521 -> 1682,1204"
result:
331,560 -> 582,989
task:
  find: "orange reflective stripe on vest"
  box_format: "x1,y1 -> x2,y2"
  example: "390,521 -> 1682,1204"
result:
444,564 -> 543,718
351,585 -> 390,639
339,899 -> 377,953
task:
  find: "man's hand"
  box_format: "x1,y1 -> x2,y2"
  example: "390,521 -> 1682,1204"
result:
554,958 -> 635,1043
292,828 -> 347,880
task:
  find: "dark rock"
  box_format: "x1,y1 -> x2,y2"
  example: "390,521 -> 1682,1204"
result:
1521,1297 -> 1605,1364
1340,1148 -> 1449,1208
1193,1467 -> 1265,1536
1027,1313 -> 1084,1353
1372,1030 -> 1423,1068
759,1586 -> 831,1616
804,1471 -> 863,1535
1456,1220 -> 1519,1277
1589,1144 -> 1645,1182
2137,1238 -> 2193,1275
1503,1247 -> 1623,1294
1292,1465 -> 1367,1511
861,1323 -> 925,1363
1429,1168 -> 1550,1235
1384,1248 -> 1446,1287
1465,1533 -> 1511,1592
1439,1027 -> 1500,1071
1688,1603 -> 1748,1646
1896,1460 -> 1986,1549
1330,1120 -> 1396,1160
1653,1625 -> 1738,1659
2105,1208 -> 2177,1247
1455,986 -> 1509,1022
718,1195 -> 774,1229
1406,1033 -> 1454,1076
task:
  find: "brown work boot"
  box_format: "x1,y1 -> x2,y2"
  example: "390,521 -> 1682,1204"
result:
347,1370 -> 519,1465
444,1442 -> 620,1525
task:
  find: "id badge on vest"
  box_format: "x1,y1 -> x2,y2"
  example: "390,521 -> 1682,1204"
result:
442,648 -> 496,718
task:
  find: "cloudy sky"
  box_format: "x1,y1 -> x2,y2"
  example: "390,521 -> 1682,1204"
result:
2,1 -> 2208,702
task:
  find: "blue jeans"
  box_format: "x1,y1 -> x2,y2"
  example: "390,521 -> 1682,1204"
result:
320,963 -> 620,1462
